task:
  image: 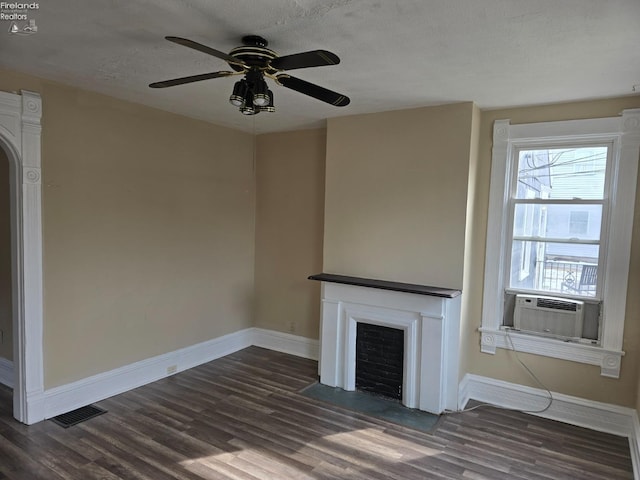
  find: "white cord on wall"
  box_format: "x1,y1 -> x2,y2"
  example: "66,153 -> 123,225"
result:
445,328 -> 553,415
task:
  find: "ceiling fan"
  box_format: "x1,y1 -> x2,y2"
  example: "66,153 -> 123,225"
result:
149,35 -> 350,115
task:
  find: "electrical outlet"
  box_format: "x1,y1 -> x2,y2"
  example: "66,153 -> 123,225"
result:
288,321 -> 295,333
166,365 -> 177,375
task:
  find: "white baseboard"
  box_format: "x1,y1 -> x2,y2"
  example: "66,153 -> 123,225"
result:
43,328 -> 254,419
42,328 -> 318,420
459,373 -> 640,479
459,373 -> 635,437
251,328 -> 319,360
0,357 -> 13,388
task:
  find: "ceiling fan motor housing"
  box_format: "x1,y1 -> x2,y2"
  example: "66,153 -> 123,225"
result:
228,35 -> 278,74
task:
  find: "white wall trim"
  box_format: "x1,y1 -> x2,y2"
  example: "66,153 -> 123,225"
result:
250,328 -> 319,360
0,90 -> 44,425
459,373 -> 635,438
631,411 -> 640,480
41,328 -> 318,420
479,327 -> 624,378
0,358 -> 13,388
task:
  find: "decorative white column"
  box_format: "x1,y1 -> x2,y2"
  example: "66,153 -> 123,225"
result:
0,90 -> 44,424
20,91 -> 45,424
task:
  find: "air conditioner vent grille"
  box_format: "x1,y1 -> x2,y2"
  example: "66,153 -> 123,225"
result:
536,298 -> 577,311
514,294 -> 584,339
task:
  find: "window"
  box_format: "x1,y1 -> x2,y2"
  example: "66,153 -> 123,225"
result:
480,110 -> 640,378
508,146 -> 607,298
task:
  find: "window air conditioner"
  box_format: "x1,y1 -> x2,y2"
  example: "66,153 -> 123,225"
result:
513,294 -> 584,339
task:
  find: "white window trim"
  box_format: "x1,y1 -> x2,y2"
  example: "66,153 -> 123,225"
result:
480,109 -> 640,378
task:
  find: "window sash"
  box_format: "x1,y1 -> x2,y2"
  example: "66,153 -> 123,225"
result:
512,143 -> 611,199
511,198 -> 604,205
505,144 -> 612,301
512,236 -> 599,245
512,202 -> 604,243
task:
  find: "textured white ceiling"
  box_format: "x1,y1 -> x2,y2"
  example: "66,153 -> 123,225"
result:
1,0 -> 639,133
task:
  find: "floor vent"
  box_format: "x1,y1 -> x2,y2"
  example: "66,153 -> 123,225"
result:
51,405 -> 106,428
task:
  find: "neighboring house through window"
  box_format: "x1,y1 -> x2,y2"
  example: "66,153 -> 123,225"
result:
569,211 -> 589,236
480,110 -> 640,378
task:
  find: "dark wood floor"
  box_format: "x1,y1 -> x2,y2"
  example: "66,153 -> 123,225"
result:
0,347 -> 633,479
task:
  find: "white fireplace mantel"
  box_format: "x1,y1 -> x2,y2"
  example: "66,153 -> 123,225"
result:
310,274 -> 462,414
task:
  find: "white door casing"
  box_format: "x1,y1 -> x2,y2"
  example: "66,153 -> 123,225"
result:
0,90 -> 44,424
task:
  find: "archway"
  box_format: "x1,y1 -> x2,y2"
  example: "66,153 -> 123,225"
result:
0,90 -> 44,424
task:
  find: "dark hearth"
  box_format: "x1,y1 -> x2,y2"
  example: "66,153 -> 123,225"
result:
355,323 -> 404,400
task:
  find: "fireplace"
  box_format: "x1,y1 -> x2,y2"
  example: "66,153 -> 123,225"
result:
309,273 -> 462,414
356,323 -> 404,400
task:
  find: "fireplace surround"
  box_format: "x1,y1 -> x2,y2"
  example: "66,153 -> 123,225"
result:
309,273 -> 462,414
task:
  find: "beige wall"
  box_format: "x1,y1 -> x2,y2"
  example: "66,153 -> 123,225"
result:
0,69 -> 256,388
3,66 -> 640,409
462,96 -> 640,407
324,103 -> 476,289
0,148 -> 11,360
459,104 -> 481,381
254,129 -> 325,338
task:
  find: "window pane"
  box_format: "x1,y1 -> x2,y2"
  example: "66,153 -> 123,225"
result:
509,240 -> 598,297
516,146 -> 608,200
569,211 -> 589,235
513,204 -> 602,241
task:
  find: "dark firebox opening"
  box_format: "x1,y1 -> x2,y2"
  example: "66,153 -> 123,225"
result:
355,323 -> 404,401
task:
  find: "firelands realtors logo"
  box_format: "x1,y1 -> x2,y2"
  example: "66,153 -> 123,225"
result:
1,2 -> 39,35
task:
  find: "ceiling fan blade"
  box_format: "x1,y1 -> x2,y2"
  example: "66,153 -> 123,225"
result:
271,50 -> 340,71
277,75 -> 350,107
165,36 -> 246,68
149,71 -> 234,88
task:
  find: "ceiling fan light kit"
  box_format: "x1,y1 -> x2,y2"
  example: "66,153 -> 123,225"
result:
233,68 -> 272,115
229,79 -> 248,107
149,35 -> 350,115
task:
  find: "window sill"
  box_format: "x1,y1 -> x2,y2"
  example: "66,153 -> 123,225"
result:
478,327 -> 624,378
